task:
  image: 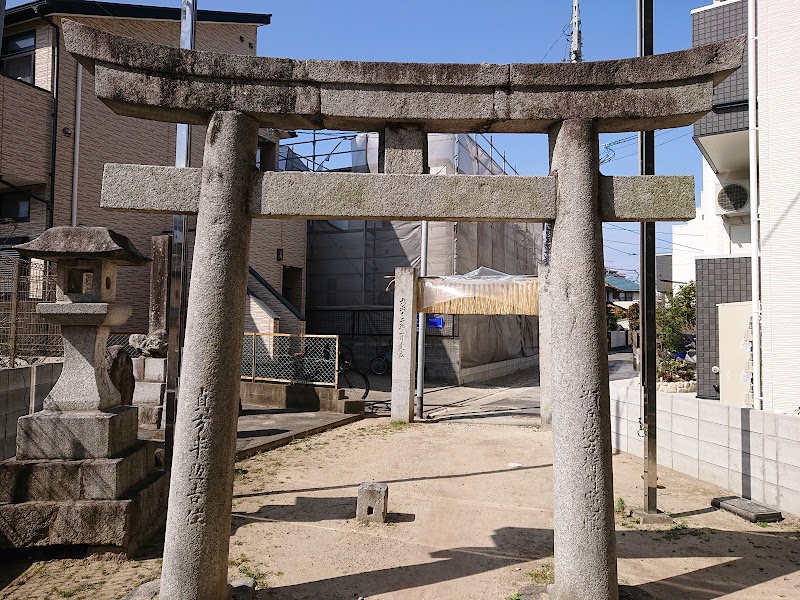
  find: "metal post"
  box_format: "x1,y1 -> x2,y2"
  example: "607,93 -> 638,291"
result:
638,0 -> 659,515
9,260 -> 20,366
748,0 -> 762,411
251,333 -> 256,383
165,0 -> 196,469
415,221 -> 428,419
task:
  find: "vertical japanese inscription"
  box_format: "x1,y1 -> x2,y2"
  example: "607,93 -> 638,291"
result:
186,387 -> 211,525
397,297 -> 407,358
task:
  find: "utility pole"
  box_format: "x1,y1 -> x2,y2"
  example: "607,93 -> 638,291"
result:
637,0 -> 664,521
0,2 -> 6,59
165,0 -> 196,468
543,1 -> 582,267
571,0 -> 583,63
414,220 -> 428,419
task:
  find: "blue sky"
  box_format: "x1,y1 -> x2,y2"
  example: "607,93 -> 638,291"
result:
8,0 -> 715,277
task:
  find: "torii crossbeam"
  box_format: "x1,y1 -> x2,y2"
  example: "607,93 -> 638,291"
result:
62,20 -> 743,600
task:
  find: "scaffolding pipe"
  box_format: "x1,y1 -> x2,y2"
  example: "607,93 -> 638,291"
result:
748,0 -> 762,410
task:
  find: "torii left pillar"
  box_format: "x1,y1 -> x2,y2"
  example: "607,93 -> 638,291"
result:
542,119 -> 617,600
159,111 -> 259,600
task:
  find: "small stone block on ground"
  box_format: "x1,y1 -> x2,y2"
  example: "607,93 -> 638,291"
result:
356,482 -> 388,523
631,508 -> 674,525
712,496 -> 782,523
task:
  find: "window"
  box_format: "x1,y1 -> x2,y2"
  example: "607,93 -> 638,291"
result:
0,192 -> 31,222
2,31 -> 35,85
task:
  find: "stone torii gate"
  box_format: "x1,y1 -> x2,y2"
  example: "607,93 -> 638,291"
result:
63,20 -> 743,600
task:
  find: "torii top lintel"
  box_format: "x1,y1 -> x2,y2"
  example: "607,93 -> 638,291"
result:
62,20 -> 744,134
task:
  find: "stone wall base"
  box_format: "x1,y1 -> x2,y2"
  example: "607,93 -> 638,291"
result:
240,381 -> 363,414
131,358 -> 167,429
0,470 -> 168,556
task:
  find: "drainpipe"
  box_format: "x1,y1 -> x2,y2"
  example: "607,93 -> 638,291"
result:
748,0 -> 762,411
35,8 -> 59,230
70,64 -> 81,226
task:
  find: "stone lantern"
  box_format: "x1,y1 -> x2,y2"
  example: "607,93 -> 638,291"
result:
0,227 -> 168,555
24,226 -> 147,412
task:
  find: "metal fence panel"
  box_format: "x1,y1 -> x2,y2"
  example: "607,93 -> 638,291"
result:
0,256 -> 62,366
242,333 -> 338,387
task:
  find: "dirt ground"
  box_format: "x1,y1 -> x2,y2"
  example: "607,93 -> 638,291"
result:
3,413 -> 800,600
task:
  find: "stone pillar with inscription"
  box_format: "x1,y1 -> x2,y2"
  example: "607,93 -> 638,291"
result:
390,267 -> 419,423
158,111 -> 260,600
544,119 -> 617,600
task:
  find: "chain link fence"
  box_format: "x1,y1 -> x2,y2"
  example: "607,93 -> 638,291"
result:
0,255 -> 62,367
241,333 -> 339,386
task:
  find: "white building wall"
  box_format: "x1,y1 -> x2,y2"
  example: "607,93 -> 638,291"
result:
758,0 -> 800,414
671,160 -> 751,292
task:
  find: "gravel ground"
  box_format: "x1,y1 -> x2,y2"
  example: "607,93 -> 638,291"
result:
2,399 -> 800,599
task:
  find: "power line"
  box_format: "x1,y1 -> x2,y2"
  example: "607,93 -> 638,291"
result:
604,131 -> 693,163
604,245 -> 637,257
605,224 -> 705,252
540,22 -> 572,62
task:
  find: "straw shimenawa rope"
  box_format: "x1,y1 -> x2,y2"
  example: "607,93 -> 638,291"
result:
420,277 -> 539,315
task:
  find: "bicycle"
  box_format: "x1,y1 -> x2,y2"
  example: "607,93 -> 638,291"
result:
370,348 -> 392,375
338,362 -> 370,401
292,342 -> 370,401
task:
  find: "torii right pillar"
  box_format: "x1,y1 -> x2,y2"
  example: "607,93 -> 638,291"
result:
542,118 -> 617,599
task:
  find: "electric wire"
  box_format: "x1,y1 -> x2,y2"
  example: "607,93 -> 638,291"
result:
605,223 -> 705,252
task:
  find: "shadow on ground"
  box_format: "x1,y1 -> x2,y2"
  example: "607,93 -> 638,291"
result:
2,522 -> 799,599
233,463 -> 552,500
255,526 -> 800,599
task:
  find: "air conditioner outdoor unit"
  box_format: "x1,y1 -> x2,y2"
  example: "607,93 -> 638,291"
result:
715,181 -> 750,216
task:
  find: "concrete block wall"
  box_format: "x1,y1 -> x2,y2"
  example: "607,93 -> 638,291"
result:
610,376 -> 800,517
0,362 -> 62,459
609,330 -> 630,349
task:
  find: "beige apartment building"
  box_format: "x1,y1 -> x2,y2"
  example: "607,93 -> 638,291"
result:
1,1 -> 306,334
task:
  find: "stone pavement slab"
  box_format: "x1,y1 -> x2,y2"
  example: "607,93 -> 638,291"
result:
139,407 -> 363,461
235,408 -> 362,460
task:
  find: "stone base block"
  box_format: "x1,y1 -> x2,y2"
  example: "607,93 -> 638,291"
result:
712,496 -> 782,523
632,508 -> 674,525
143,358 -> 167,383
0,470 -> 169,556
519,585 -> 654,600
131,357 -> 145,382
0,441 -> 155,502
137,405 -> 163,429
121,576 -> 255,600
132,358 -> 168,385
132,382 -> 166,405
356,482 -> 388,523
16,406 -> 138,460
320,397 -> 365,414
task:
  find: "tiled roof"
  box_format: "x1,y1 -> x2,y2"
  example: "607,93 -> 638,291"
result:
605,275 -> 640,292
